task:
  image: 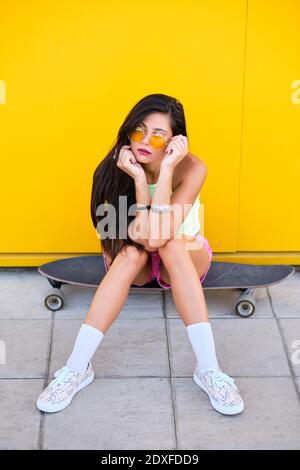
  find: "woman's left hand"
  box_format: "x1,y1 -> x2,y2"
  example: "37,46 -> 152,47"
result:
161,135 -> 189,171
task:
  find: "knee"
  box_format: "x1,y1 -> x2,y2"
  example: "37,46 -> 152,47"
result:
119,245 -> 149,265
158,237 -> 185,256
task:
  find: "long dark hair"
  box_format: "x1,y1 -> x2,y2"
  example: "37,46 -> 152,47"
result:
90,93 -> 188,263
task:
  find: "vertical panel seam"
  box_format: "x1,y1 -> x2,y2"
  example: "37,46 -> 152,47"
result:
237,0 -> 249,252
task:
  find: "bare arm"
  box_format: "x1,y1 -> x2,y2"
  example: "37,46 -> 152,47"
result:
148,158 -> 207,248
127,175 -> 156,251
148,166 -> 173,248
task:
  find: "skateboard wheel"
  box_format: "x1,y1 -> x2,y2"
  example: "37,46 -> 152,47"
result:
235,292 -> 256,317
44,288 -> 65,311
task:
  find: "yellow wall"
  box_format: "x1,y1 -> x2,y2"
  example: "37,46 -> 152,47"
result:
237,0 -> 300,264
0,0 -> 299,266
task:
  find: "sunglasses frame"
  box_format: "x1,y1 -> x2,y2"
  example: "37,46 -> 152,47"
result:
127,126 -> 171,150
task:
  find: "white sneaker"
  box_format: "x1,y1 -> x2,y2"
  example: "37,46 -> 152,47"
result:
36,363 -> 94,413
193,366 -> 244,415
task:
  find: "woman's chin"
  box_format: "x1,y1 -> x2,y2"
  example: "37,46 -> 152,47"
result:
135,153 -> 151,162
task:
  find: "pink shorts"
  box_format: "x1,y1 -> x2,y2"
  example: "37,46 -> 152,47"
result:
102,234 -> 213,289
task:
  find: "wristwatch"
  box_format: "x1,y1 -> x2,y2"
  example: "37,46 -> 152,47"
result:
135,204 -> 151,211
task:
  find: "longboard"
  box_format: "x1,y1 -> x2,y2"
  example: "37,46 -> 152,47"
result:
38,255 -> 295,317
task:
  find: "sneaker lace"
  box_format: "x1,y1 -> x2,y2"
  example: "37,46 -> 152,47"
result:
202,368 -> 237,389
54,365 -> 67,377
51,366 -> 75,387
54,363 -> 90,379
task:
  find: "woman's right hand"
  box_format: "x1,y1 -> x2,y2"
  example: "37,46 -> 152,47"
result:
114,145 -> 146,181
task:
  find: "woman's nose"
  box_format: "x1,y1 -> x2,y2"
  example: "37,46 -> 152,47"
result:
141,133 -> 151,145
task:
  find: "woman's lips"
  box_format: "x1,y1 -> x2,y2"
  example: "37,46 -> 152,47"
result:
137,148 -> 152,155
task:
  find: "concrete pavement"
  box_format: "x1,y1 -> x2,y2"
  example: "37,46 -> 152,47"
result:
0,267 -> 299,449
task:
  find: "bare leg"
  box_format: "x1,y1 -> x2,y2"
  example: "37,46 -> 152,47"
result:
158,238 -> 209,326
152,240 -> 245,416
84,247 -> 149,333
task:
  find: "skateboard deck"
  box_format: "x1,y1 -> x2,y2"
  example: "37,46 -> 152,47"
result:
38,255 -> 295,317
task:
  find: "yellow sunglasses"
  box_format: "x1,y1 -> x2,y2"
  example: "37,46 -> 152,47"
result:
127,125 -> 170,150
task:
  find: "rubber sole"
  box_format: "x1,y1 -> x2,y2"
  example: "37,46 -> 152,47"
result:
193,371 -> 244,416
36,371 -> 95,413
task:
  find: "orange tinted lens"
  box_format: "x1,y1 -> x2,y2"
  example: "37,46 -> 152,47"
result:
149,135 -> 167,149
129,129 -> 144,142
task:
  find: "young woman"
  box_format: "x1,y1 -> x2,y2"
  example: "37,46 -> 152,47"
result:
36,93 -> 244,415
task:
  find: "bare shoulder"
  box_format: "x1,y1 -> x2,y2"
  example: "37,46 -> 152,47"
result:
173,153 -> 207,190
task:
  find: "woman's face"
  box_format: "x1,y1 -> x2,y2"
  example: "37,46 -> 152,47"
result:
129,112 -> 173,162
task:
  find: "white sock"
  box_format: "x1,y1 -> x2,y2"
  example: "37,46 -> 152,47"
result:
66,323 -> 104,373
186,321 -> 219,370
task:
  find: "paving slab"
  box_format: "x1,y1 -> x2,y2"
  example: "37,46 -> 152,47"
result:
0,319 -> 51,378
55,290 -> 163,320
167,318 -> 290,377
173,377 -> 300,450
43,377 -> 175,450
165,288 -> 273,319
50,318 -> 170,378
268,271 -> 300,318
0,270 -> 52,320
0,379 -> 44,449
278,318 -> 300,376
